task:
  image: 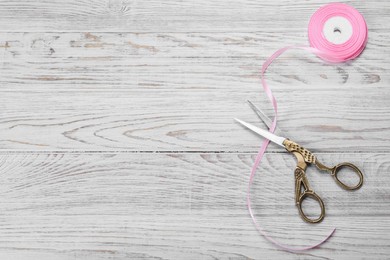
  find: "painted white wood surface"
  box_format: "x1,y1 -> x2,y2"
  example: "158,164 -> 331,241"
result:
0,32 -> 389,152
0,0 -> 389,259
0,152 -> 388,259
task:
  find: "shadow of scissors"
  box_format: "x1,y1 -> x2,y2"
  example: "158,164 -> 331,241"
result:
235,100 -> 364,223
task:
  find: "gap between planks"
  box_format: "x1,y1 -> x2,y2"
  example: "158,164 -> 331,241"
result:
0,150 -> 389,154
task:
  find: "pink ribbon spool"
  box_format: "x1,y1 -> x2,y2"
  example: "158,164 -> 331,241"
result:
248,3 -> 367,252
308,3 -> 367,62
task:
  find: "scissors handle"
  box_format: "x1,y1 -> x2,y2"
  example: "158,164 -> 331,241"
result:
294,166 -> 325,223
316,161 -> 364,190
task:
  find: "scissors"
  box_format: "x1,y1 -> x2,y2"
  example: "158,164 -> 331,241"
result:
235,101 -> 364,223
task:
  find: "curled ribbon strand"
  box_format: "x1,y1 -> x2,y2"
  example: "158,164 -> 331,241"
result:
248,3 -> 367,252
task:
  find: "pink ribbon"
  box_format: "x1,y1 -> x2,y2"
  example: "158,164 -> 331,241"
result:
248,3 -> 367,252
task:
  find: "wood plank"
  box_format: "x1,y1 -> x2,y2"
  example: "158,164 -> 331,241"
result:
0,32 -> 389,90
1,32 -> 389,151
1,87 -> 389,151
0,0 -> 388,32
0,152 -> 387,259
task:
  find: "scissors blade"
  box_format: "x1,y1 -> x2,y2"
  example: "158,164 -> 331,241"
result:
234,118 -> 286,147
247,100 -> 284,136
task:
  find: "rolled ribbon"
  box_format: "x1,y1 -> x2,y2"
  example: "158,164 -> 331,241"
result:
308,3 -> 368,62
248,3 -> 367,252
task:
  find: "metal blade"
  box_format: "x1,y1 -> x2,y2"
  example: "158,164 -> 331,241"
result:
234,118 -> 286,147
247,100 -> 284,136
247,100 -> 273,128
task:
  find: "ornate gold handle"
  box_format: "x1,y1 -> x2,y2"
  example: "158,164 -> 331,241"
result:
283,139 -> 363,223
316,161 -> 364,190
294,166 -> 325,224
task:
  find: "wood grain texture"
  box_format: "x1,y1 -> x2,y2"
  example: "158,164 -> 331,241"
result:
0,0 -> 388,32
0,0 -> 389,259
0,31 -> 389,151
0,152 -> 389,259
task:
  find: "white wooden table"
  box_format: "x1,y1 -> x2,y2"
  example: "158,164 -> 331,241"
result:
1,0 -> 389,259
